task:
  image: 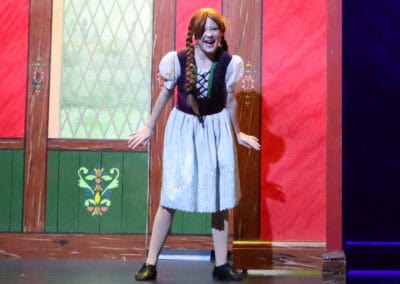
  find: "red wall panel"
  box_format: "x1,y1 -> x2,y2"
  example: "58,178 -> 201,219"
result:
261,0 -> 327,241
175,0 -> 328,241
0,1 -> 29,138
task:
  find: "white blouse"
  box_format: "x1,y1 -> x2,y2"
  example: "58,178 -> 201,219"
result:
159,51 -> 244,93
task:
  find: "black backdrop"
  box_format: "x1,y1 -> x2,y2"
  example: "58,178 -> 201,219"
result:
343,0 -> 400,270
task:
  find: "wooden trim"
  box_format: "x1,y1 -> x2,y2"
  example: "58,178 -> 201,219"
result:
0,233 -> 216,259
48,0 -> 63,138
223,0 -> 262,240
0,138 -> 148,152
48,139 -> 147,152
23,0 -> 53,233
148,0 -> 176,231
233,240 -> 325,270
0,139 -> 24,150
0,233 -> 145,259
327,0 -> 343,251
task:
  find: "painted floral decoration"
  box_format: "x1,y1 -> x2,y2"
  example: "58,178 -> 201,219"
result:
78,166 -> 120,217
240,62 -> 255,107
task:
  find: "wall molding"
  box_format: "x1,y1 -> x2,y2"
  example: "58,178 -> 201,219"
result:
0,233 -> 214,260
0,139 -> 24,149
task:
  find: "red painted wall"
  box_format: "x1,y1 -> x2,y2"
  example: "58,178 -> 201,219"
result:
175,0 -> 327,241
0,1 -> 29,138
261,0 -> 327,241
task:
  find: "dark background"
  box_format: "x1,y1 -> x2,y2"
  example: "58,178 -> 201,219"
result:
343,0 -> 400,270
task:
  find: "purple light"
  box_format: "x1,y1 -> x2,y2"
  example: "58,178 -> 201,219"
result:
349,270 -> 400,276
346,241 -> 400,246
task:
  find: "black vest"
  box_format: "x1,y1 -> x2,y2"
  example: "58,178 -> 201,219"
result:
176,49 -> 232,116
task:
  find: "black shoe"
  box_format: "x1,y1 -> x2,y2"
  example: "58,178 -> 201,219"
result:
135,263 -> 157,281
212,263 -> 243,281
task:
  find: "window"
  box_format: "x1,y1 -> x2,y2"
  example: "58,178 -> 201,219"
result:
49,0 -> 153,139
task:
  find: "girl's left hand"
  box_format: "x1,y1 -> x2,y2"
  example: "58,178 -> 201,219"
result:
236,132 -> 260,150
128,127 -> 153,149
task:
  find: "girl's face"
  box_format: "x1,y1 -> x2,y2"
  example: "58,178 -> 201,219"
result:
195,17 -> 223,57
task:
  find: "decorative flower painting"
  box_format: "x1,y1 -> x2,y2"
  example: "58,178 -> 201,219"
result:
78,166 -> 119,217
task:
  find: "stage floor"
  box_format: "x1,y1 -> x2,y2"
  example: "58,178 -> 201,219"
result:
0,259 -> 324,284
2,259 -> 394,283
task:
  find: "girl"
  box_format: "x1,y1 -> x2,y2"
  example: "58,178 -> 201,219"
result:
129,8 -> 260,282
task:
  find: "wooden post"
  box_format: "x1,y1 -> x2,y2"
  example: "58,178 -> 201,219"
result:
148,0 -> 176,231
23,0 -> 52,232
323,0 -> 345,281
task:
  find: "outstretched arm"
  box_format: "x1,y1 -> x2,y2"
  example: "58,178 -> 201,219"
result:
226,91 -> 260,150
128,87 -> 173,149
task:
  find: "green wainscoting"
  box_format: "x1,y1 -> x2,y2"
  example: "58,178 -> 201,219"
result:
0,149 -> 211,235
0,150 -> 24,232
172,211 -> 211,235
46,151 -> 148,234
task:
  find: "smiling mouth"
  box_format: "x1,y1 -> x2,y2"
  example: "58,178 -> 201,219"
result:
204,39 -> 216,45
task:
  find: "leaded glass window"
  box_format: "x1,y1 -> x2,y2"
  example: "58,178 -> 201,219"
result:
49,0 -> 153,139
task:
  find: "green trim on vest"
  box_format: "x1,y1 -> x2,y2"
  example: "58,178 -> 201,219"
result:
207,62 -> 218,98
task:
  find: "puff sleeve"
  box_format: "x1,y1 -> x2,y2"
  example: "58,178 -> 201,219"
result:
158,51 -> 181,91
225,55 -> 244,93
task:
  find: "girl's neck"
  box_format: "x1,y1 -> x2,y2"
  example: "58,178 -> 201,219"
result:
195,47 -> 215,70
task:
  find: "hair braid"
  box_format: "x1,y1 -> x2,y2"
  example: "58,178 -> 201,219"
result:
185,31 -> 196,94
184,30 -> 201,116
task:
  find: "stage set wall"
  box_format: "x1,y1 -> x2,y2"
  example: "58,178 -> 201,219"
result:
0,0 -> 343,272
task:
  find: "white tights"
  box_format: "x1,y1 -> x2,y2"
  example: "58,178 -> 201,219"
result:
145,206 -> 229,266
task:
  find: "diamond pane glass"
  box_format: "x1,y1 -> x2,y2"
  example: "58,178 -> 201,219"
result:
58,0 -> 153,139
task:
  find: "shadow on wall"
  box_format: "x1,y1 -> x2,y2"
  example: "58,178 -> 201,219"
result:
260,98 -> 286,240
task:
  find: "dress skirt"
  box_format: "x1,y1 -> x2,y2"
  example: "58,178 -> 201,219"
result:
160,108 -> 240,213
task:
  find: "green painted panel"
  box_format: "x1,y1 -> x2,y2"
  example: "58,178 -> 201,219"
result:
0,150 -> 23,232
46,151 -> 59,232
182,212 -> 211,235
121,152 -> 148,233
0,151 -> 13,231
9,150 -> 24,232
58,151 -> 80,232
78,152 -> 101,233
44,149 -> 209,235
99,152 -> 123,233
0,149 -> 211,235
172,212 -> 211,235
46,150 -> 148,234
205,212 -> 211,233
171,211 -> 183,234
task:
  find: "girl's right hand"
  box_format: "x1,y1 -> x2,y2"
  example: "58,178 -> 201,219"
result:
128,127 -> 153,149
236,132 -> 261,151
